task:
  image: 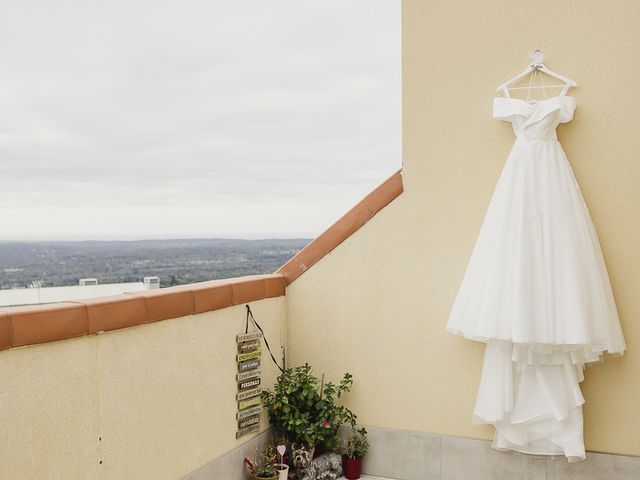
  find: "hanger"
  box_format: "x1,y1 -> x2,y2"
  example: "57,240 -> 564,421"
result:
496,50 -> 577,99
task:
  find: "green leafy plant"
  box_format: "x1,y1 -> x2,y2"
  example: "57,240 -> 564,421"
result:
261,363 -> 357,450
344,427 -> 369,459
244,443 -> 278,478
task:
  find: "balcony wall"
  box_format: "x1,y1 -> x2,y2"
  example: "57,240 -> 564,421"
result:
0,292 -> 284,479
285,0 -> 640,458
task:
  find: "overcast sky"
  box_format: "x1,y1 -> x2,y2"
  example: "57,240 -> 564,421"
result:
0,1 -> 401,241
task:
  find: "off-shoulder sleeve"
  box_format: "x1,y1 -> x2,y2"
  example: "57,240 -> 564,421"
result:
558,96 -> 577,124
493,97 -> 516,123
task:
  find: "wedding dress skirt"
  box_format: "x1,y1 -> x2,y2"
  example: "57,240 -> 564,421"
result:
446,95 -> 626,462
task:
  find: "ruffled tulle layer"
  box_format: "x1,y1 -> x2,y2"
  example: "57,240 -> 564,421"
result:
471,340 -> 590,462
445,324 -> 619,382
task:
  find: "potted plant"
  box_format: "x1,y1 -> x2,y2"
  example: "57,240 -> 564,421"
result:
275,444 -> 289,480
244,444 -> 279,480
261,363 -> 357,455
343,427 -> 369,480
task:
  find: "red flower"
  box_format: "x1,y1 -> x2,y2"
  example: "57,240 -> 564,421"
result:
322,421 -> 330,427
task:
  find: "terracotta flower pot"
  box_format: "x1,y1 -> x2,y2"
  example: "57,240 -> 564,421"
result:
252,473 -> 280,480
343,456 -> 363,479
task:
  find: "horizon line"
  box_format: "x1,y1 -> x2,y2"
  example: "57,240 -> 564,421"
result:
0,236 -> 314,243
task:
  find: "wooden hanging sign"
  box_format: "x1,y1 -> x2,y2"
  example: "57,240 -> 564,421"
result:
238,340 -> 260,354
236,328 -> 263,439
238,377 -> 261,390
238,396 -> 262,410
238,358 -> 261,371
237,350 -> 262,362
236,405 -> 262,420
236,423 -> 260,439
238,414 -> 261,429
237,332 -> 263,343
237,369 -> 261,382
237,387 -> 262,401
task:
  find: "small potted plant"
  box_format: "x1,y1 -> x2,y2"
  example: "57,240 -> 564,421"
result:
343,427 -> 369,480
261,363 -> 357,455
275,444 -> 289,480
244,444 -> 279,480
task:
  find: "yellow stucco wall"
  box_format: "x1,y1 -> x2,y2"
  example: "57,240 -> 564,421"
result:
286,1 -> 640,456
0,298 -> 284,479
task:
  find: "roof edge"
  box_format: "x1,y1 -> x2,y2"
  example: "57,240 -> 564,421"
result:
0,274 -> 285,351
276,169 -> 404,285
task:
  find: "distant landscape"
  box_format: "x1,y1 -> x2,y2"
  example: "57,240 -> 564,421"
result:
0,239 -> 310,289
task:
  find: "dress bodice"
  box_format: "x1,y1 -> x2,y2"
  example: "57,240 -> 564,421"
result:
493,95 -> 577,143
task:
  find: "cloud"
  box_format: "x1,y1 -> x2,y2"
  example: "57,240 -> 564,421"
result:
0,0 -> 401,240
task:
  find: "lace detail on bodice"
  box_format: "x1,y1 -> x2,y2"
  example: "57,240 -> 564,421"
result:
493,95 -> 577,143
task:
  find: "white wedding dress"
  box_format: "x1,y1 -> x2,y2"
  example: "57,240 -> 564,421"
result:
446,91 -> 626,462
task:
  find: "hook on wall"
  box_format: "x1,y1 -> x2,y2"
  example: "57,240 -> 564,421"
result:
528,49 -> 545,69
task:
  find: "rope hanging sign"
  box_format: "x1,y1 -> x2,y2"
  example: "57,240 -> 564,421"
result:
235,305 -> 285,439
235,326 -> 263,438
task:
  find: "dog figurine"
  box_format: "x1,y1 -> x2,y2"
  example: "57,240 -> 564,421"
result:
289,444 -> 343,480
299,452 -> 343,480
290,443 -> 314,471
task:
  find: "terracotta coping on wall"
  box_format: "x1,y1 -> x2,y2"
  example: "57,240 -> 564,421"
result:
277,169 -> 404,285
0,274 -> 285,350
